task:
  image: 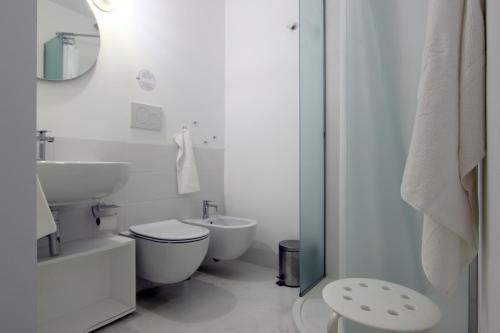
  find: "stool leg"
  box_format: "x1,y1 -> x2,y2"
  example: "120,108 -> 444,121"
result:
326,312 -> 340,333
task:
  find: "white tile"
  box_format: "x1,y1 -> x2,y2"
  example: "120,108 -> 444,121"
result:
125,172 -> 177,204
123,201 -> 166,229
195,148 -> 225,171
54,138 -> 102,161
124,197 -> 186,229
199,170 -> 224,196
123,143 -> 176,173
53,138 -> 126,162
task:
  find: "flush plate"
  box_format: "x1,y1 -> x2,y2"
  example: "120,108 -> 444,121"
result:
130,102 -> 163,131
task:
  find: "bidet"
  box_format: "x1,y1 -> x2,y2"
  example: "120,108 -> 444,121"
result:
183,216 -> 257,261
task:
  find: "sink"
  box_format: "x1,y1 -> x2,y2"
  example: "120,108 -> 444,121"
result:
37,161 -> 130,206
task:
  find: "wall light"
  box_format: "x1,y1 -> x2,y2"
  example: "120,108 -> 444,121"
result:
92,0 -> 114,12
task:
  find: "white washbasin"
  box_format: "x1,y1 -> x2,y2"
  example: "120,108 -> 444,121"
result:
37,161 -> 130,206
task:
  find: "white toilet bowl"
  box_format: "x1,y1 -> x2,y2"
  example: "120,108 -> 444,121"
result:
128,220 -> 209,284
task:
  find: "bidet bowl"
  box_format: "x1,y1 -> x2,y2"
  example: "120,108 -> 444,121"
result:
182,216 -> 257,261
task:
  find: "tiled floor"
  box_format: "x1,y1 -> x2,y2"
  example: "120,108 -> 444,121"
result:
96,260 -> 299,333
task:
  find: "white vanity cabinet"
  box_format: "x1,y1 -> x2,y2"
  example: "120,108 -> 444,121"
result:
37,235 -> 136,333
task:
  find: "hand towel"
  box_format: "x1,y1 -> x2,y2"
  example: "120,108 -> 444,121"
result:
174,129 -> 201,194
401,0 -> 485,294
37,176 -> 57,239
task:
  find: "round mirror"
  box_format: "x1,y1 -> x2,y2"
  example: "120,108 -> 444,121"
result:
37,0 -> 101,81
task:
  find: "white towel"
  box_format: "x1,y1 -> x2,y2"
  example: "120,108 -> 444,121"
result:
174,129 -> 201,194
63,43 -> 80,80
37,176 -> 57,239
401,0 -> 485,294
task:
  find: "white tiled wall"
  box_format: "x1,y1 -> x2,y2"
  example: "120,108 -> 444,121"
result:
38,137 -> 224,250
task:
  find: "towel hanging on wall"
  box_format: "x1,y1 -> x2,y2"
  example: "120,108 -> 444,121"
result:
174,128 -> 201,194
401,0 -> 485,294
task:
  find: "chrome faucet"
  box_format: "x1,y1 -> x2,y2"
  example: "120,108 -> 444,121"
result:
37,130 -> 55,161
202,200 -> 218,219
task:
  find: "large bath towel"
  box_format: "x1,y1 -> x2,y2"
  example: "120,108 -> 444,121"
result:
401,0 -> 485,294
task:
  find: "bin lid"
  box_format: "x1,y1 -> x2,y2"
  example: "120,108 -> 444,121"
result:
279,240 -> 300,252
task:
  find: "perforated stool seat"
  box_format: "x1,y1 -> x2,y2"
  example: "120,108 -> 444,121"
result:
322,278 -> 441,333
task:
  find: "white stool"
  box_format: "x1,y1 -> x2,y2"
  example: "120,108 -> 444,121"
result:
322,278 -> 441,333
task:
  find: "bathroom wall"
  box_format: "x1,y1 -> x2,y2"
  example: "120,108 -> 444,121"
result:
37,0 -> 225,148
0,0 -> 37,331
224,0 -> 300,268
36,0 -> 226,246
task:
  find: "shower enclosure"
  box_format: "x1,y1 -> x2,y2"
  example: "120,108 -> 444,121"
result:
341,1 -> 469,332
299,0 -> 470,332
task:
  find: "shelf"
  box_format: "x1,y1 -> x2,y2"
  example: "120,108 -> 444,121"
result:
38,234 -> 134,267
39,298 -> 135,333
37,233 -> 136,332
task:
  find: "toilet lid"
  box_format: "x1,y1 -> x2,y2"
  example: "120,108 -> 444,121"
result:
129,220 -> 209,242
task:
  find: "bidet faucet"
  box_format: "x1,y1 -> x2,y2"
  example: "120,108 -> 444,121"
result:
202,200 -> 218,219
37,130 -> 55,161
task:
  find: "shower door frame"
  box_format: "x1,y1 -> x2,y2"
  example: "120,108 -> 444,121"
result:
298,0 -> 327,297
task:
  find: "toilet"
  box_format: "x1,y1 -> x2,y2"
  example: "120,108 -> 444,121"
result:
128,219 -> 210,284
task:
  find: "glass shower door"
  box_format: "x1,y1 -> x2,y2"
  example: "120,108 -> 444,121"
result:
343,1 -> 469,332
299,0 -> 325,296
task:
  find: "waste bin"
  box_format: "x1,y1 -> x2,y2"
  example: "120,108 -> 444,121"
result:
277,240 -> 299,287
